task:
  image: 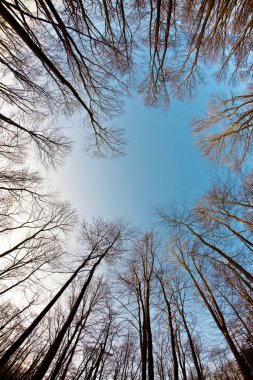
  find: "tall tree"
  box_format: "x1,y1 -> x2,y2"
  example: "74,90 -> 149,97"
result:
0,219 -> 126,374
0,0 -> 131,157
117,233 -> 156,380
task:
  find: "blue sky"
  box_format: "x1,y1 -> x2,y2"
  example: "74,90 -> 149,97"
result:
51,77 -> 225,227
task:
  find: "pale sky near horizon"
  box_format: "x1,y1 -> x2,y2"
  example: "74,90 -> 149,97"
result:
50,76 -> 227,228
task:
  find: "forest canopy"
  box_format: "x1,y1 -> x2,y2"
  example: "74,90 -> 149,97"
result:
0,1 -> 253,379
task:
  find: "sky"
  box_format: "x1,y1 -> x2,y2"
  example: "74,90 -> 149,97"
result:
50,76 -> 225,228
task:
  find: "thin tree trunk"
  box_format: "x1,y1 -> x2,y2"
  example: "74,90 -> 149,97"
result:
180,311 -> 203,380
146,287 -> 154,380
180,255 -> 253,380
185,223 -> 253,284
30,239 -> 117,380
158,277 -> 179,380
0,247 -> 97,369
0,2 -> 95,122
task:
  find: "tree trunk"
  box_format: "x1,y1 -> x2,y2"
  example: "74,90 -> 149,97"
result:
30,250 -> 108,380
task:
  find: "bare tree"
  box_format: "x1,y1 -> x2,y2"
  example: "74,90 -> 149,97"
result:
192,90 -> 253,169
173,238 -> 253,380
155,268 -> 180,380
0,219 -> 126,374
0,0 -> 132,157
116,232 -> 156,380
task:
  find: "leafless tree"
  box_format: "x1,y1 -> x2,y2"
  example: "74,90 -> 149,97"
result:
171,238 -> 253,380
0,219 -> 126,375
192,90 -> 253,169
116,232 -> 157,380
0,0 -> 132,158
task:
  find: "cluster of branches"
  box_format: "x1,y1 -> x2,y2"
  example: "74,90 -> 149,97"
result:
156,172 -> 253,379
0,0 -> 132,159
0,0 -> 253,164
126,0 -> 253,168
0,1 -> 253,379
0,1 -> 131,356
0,174 -> 252,379
0,218 -> 128,380
113,172 -> 253,379
0,3 -> 132,377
